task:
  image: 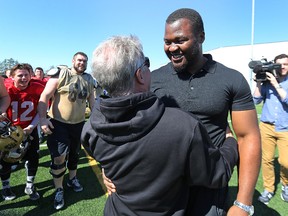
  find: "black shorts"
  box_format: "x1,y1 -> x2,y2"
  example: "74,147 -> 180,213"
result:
47,119 -> 84,159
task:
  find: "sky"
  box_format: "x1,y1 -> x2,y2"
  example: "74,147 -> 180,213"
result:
1,0 -> 287,73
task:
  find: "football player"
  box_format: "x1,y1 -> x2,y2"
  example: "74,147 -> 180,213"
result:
0,64 -> 45,201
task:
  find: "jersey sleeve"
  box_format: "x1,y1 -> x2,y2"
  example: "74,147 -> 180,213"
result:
231,74 -> 255,111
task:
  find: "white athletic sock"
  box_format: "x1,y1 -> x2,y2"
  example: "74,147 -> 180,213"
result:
26,176 -> 35,188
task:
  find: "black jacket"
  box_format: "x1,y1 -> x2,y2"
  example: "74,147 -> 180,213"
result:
81,92 -> 238,216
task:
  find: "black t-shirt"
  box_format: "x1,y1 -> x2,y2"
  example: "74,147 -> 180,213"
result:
151,54 -> 255,147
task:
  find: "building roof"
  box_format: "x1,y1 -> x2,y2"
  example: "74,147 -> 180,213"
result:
206,41 -> 288,90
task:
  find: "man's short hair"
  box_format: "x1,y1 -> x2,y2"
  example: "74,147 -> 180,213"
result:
10,64 -> 31,76
166,8 -> 204,34
73,52 -> 88,60
274,54 -> 288,62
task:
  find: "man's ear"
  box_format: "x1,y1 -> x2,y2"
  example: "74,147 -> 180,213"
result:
135,69 -> 145,84
199,31 -> 205,44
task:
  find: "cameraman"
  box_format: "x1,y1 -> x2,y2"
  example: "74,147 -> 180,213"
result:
253,53 -> 288,205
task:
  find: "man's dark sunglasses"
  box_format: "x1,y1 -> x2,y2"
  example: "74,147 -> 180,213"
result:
137,57 -> 150,70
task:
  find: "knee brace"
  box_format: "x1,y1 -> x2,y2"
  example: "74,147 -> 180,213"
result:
50,161 -> 67,178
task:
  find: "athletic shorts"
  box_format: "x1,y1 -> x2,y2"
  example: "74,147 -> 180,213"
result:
47,119 -> 84,159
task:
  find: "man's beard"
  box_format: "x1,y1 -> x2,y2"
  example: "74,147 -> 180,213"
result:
172,43 -> 200,74
173,61 -> 188,73
74,65 -> 86,73
172,55 -> 198,74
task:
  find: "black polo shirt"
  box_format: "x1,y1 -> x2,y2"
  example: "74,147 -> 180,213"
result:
151,54 -> 255,147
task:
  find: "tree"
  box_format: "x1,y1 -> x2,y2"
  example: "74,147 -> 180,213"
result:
0,58 -> 19,74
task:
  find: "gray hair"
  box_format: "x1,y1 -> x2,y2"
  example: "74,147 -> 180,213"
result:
91,35 -> 145,97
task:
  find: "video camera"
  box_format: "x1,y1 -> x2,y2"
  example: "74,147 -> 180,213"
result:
248,58 -> 281,82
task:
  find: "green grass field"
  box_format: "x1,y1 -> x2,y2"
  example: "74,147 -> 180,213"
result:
227,154 -> 288,216
1,104 -> 288,215
0,147 -> 107,216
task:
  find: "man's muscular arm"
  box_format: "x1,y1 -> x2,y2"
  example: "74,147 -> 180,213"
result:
228,109 -> 261,216
38,78 -> 58,134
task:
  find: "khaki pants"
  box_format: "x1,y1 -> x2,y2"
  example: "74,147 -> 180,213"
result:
260,122 -> 288,192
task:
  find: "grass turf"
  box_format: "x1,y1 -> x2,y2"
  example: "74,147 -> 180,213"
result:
0,146 -> 107,216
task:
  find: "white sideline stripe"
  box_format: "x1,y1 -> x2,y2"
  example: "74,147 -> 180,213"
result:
83,148 -> 108,196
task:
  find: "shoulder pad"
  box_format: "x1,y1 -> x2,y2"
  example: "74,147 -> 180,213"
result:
47,68 -> 60,76
46,65 -> 69,76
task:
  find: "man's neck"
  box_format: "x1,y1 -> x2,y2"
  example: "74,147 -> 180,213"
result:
278,74 -> 288,82
188,55 -> 208,75
72,67 -> 84,75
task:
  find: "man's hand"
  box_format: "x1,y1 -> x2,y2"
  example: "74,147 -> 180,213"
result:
266,72 -> 278,86
102,168 -> 116,195
226,125 -> 234,138
23,126 -> 34,135
40,118 -> 54,135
